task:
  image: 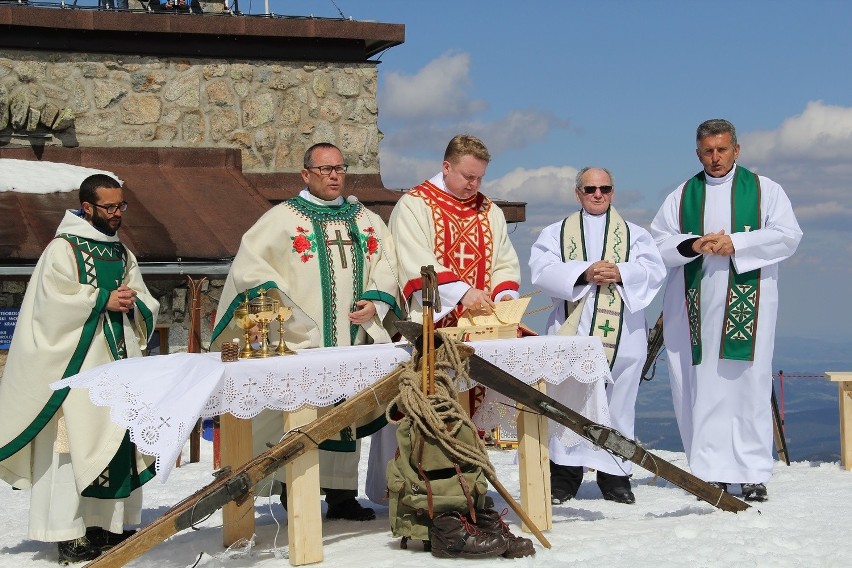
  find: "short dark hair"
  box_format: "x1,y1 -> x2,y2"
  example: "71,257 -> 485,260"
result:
696,119 -> 737,146
79,174 -> 121,205
303,143 -> 342,168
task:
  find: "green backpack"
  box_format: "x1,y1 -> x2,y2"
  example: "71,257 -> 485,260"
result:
387,415 -> 489,543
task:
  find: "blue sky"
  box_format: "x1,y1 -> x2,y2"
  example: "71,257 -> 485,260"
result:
261,0 -> 851,342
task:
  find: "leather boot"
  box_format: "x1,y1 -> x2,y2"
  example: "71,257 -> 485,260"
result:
429,511 -> 508,559
474,508 -> 536,558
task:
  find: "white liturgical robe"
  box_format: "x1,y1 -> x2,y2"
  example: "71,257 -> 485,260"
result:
530,208 -> 665,475
650,164 -> 802,484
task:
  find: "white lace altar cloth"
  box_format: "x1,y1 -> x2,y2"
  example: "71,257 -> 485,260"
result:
51,336 -> 611,481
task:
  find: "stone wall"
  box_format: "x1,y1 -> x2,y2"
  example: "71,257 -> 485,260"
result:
0,50 -> 381,173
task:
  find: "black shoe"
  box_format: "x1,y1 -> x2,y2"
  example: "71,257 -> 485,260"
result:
550,462 -> 582,504
550,487 -> 575,505
58,536 -> 101,565
600,485 -> 636,504
597,472 -> 635,504
326,497 -> 376,521
84,527 -> 136,550
741,483 -> 768,502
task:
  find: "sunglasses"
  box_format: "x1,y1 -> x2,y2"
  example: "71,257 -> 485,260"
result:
581,185 -> 613,195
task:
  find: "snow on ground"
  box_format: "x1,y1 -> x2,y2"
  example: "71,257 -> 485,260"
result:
1,437 -> 850,567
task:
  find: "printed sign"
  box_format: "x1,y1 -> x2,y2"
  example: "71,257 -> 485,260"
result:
0,308 -> 19,350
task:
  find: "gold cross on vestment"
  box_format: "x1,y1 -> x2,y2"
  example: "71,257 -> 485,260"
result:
326,229 -> 353,268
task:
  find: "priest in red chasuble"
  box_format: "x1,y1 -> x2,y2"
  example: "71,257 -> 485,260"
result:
389,134 -> 521,327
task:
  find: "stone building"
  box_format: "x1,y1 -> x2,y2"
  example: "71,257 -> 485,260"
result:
0,5 -> 525,361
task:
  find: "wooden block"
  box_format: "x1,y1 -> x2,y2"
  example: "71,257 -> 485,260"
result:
284,406 -> 323,566
517,380 -> 552,532
827,373 -> 852,471
220,413 -> 255,547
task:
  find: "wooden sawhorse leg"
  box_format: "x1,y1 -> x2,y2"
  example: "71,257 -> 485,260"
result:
517,380 -> 552,532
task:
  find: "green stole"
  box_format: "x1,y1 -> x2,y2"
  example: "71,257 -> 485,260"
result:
559,207 -> 629,367
58,233 -> 156,498
680,166 -> 762,364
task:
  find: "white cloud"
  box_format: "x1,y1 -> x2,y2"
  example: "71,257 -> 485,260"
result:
380,52 -> 487,120
377,148 -> 437,190
742,101 -> 852,163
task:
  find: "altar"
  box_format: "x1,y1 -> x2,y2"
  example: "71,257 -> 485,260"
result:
53,335 -> 612,565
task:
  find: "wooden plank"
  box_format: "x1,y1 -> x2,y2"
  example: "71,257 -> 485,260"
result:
220,413 -> 255,546
517,380 -> 552,532
284,406 -> 324,566
825,373 -> 852,471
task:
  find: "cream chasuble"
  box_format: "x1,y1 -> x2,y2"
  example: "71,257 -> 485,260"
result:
212,191 -> 402,490
389,173 -> 520,326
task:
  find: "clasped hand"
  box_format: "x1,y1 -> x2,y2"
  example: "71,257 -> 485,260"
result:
692,230 -> 735,257
107,285 -> 137,313
585,261 -> 621,285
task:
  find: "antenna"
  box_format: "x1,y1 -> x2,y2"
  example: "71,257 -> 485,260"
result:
329,0 -> 346,19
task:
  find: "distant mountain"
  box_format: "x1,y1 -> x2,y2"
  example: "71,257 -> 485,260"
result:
633,365 -> 840,463
773,336 -> 852,374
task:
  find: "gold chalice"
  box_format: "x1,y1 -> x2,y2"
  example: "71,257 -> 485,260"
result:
233,296 -> 256,359
249,289 -> 279,358
275,306 -> 296,356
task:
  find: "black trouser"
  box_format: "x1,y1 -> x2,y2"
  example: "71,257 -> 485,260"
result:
280,486 -> 355,509
550,461 -> 629,496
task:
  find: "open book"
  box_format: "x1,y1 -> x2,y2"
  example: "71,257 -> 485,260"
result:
440,297 -> 536,341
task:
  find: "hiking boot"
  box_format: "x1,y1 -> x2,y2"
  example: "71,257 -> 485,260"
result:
85,527 -> 136,550
741,483 -> 768,502
325,497 -> 376,521
430,511 -> 508,559
57,536 -> 101,565
474,508 -> 535,558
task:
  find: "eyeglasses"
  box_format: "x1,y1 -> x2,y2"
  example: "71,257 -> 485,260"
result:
581,185 -> 613,195
305,164 -> 348,176
91,201 -> 128,215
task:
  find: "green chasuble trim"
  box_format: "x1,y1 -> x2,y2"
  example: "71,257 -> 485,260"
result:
82,431 -> 156,499
361,289 -> 404,320
560,208 -> 629,368
680,167 -> 762,364
0,237 -> 118,462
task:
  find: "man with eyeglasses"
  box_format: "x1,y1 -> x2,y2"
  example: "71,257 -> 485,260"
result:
650,119 -> 802,502
529,167 -> 665,505
0,174 -> 159,563
212,142 -> 402,522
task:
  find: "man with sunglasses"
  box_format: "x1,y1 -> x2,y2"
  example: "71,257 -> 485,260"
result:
0,174 -> 159,563
530,167 -> 665,505
212,142 -> 402,522
651,119 -> 802,502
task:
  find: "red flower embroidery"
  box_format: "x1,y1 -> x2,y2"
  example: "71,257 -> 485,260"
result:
292,234 -> 311,254
362,227 -> 379,257
291,227 -> 316,262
